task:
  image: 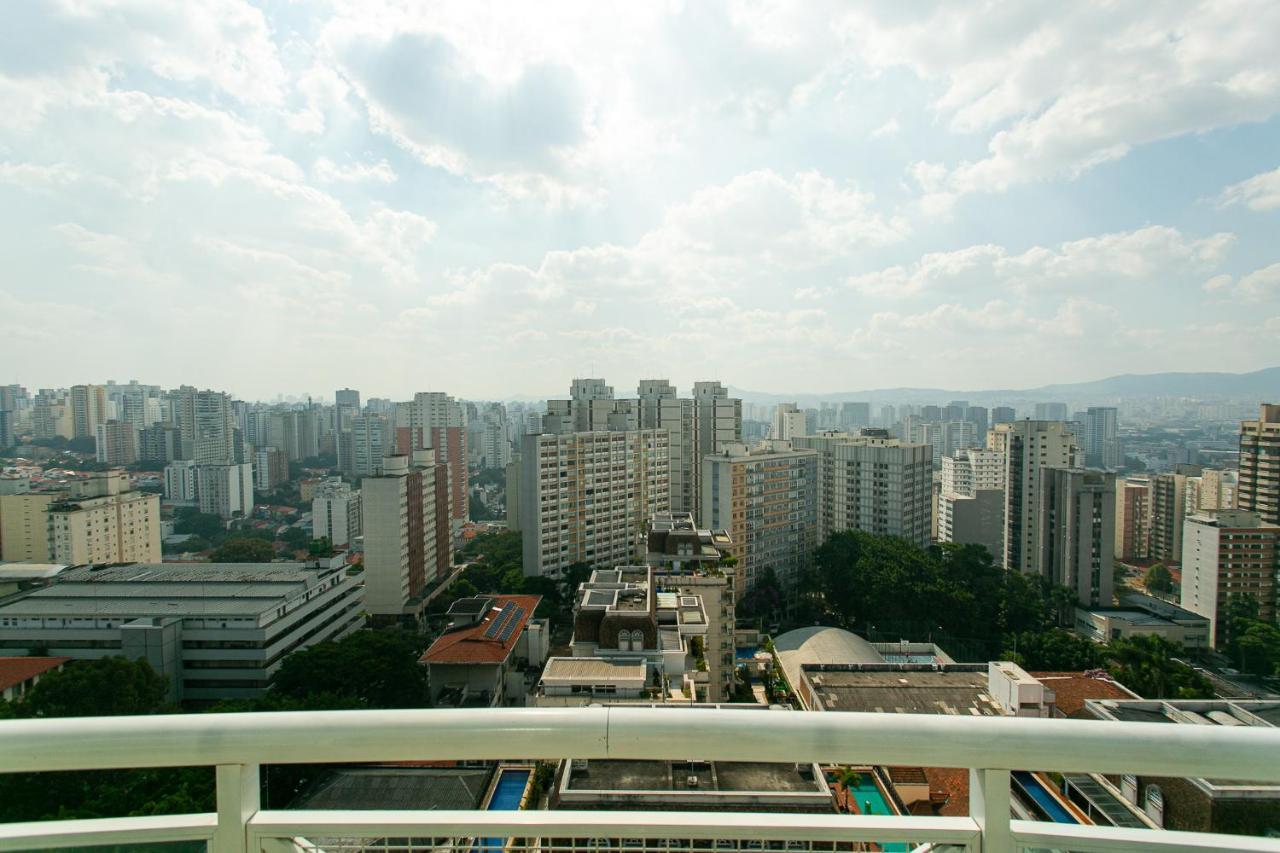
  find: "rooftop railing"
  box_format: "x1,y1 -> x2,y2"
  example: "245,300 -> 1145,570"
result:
2,706 -> 1280,852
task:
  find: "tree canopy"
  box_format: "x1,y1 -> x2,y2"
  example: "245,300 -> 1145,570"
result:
268,629 -> 430,709
209,537 -> 276,562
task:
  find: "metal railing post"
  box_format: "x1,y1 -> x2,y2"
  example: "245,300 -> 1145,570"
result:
970,768 -> 1011,853
214,763 -> 261,853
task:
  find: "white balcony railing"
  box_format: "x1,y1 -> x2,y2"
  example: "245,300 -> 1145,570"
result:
2,706 -> 1280,852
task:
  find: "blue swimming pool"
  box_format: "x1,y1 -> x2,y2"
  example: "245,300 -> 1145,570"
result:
735,646 -> 759,660
844,774 -> 907,853
1013,770 -> 1077,824
477,768 -> 531,852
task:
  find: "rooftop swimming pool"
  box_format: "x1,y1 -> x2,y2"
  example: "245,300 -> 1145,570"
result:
477,767 -> 531,852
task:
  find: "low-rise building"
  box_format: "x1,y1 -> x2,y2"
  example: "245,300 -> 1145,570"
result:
570,567 -> 716,702
420,594 -> 547,707
0,558 -> 365,703
1085,698 -> 1280,835
1075,593 -> 1210,649
537,656 -> 649,701
0,656 -> 69,702
312,480 -> 362,549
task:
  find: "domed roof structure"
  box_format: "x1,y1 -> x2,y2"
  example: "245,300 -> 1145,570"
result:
772,626 -> 884,694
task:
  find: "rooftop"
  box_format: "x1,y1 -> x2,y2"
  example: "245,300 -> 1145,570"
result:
541,657 -> 647,684
1029,671 -> 1138,717
801,665 -> 1000,715
0,562 -> 349,619
0,656 -> 69,691
291,766 -> 491,810
421,594 -> 540,666
563,759 -> 824,795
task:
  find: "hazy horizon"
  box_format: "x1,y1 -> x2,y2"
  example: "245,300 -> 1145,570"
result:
4,2 -> 1279,399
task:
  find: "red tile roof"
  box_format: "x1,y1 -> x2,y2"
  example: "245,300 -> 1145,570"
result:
421,595 -> 540,665
0,657 -> 70,692
1030,671 -> 1141,717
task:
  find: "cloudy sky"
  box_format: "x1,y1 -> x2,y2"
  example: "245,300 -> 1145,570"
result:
3,1 -> 1279,401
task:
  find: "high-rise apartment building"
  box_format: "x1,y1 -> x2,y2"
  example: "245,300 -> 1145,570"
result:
938,448 -> 1006,562
48,471 -> 161,565
191,390 -> 234,464
94,420 -> 138,466
792,432 -> 932,548
988,420 -> 1080,573
1150,472 -> 1190,563
638,380 -> 694,513
195,463 -> 254,519
361,452 -> 451,622
139,422 -> 183,462
772,404 -> 807,442
1115,477 -> 1151,562
1036,468 -> 1116,606
519,429 -> 670,578
312,479 -> 362,549
1083,407 -> 1122,470
1181,510 -> 1279,648
839,402 -> 871,431
409,392 -> 469,526
701,441 -> 818,596
1238,403 -> 1279,525
991,406 -> 1016,426
164,460 -> 198,502
692,381 -> 742,509
1187,469 -> 1238,513
1033,402 -> 1069,422
254,447 -> 288,493
349,413 -> 390,478
69,384 -> 106,439
0,491 -> 61,562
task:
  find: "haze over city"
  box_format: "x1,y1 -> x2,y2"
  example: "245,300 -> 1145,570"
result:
4,2 -> 1280,398
3,3 -> 1280,848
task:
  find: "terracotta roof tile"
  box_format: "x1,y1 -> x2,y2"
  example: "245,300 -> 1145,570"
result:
0,656 -> 70,692
421,595 -> 540,665
1030,671 -> 1140,716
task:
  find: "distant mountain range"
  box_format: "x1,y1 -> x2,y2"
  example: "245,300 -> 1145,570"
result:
729,367 -> 1280,407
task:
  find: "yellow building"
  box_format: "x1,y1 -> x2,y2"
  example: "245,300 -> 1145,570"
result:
47,472 -> 161,565
0,492 -> 62,562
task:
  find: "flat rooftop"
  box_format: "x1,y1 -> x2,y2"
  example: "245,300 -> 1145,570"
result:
565,760 -> 821,794
291,767 -> 491,810
803,666 -> 1000,715
541,657 -> 646,683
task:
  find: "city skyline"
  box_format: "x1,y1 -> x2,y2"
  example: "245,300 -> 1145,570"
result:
4,2 -> 1280,398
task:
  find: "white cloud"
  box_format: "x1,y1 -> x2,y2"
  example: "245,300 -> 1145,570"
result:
839,2 -> 1280,195
314,157 -> 397,184
849,226 -> 1232,298
1218,166 -> 1280,212
871,118 -> 900,139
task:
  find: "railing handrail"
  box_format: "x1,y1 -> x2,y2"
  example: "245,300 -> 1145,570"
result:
3,705 -> 1280,784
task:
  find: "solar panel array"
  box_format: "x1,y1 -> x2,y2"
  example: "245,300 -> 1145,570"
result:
499,606 -> 525,642
483,602 -> 515,639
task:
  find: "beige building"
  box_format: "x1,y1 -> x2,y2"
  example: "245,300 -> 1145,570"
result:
69,384 -> 106,439
0,492 -> 62,562
1238,403 -> 1279,525
636,380 -> 742,516
1036,468 -> 1115,607
646,512 -> 735,701
1187,468 -> 1238,513
988,420 -> 1080,573
362,452 -> 451,622
48,472 -> 160,565
94,420 -> 138,466
1150,472 -> 1190,563
1181,510 -> 1279,648
1115,477 -> 1151,562
793,431 -> 932,548
701,441 -> 818,597
519,428 -> 670,578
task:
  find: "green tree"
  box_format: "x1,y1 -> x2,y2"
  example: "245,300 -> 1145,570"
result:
1233,620 -> 1280,677
1144,563 -> 1173,595
174,509 -> 226,542
209,537 -> 276,562
20,657 -> 169,718
1003,629 -> 1102,671
269,629 -> 431,709
279,526 -> 310,550
1104,634 -> 1213,699
308,536 -> 334,556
